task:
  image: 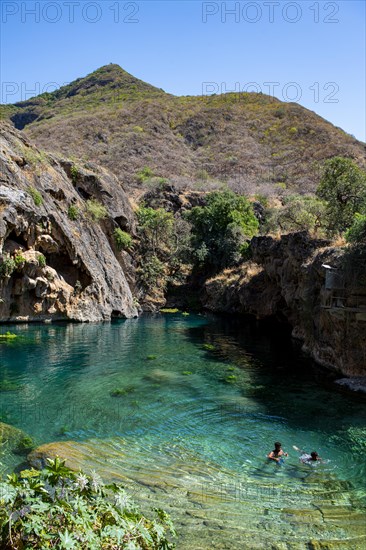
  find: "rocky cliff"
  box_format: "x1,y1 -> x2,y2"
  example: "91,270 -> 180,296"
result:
0,122 -> 138,322
204,232 -> 366,377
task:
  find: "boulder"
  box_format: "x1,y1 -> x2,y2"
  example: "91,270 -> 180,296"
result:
0,422 -> 34,454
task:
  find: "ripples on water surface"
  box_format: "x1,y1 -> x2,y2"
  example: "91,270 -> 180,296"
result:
1,314 -> 366,548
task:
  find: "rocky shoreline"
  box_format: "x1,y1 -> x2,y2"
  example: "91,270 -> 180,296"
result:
202,232 -> 366,379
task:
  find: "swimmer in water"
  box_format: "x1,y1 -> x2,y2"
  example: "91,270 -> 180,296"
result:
293,446 -> 322,463
300,451 -> 322,463
268,441 -> 288,463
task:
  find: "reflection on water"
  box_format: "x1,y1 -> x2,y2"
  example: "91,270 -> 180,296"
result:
1,314 -> 366,548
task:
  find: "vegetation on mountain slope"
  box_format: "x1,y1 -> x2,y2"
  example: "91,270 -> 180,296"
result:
1,64 -> 364,197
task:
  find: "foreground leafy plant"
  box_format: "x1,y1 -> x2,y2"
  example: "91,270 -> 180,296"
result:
0,457 -> 176,549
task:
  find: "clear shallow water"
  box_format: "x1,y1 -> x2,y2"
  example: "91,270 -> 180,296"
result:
1,314 -> 366,548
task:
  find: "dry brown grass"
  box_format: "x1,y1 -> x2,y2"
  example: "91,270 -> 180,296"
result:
207,262 -> 263,287
329,235 -> 348,248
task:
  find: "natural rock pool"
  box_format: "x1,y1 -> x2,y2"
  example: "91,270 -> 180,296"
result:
1,313 -> 366,549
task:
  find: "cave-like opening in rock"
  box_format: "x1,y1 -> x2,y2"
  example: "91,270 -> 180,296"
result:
4,229 -> 29,251
76,187 -> 92,200
114,215 -> 130,231
111,310 -> 124,318
45,252 -> 92,289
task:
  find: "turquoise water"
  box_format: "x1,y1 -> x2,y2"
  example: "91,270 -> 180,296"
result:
1,314 -> 366,548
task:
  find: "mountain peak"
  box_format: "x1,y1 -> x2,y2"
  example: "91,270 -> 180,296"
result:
14,64 -> 166,109
60,64 -> 165,97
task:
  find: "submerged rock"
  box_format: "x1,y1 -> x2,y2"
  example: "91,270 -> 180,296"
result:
0,421 -> 34,454
335,377 -> 366,394
27,437 -> 366,550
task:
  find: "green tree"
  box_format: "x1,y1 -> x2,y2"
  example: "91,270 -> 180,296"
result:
136,207 -> 175,293
266,194 -> 327,235
316,157 -> 366,232
137,254 -> 166,289
185,190 -> 259,271
136,206 -> 174,256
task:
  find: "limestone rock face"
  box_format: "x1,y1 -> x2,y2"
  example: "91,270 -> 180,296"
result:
0,122 -> 138,322
204,232 -> 366,377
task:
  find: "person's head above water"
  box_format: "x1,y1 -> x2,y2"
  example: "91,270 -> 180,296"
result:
310,452 -> 319,460
274,442 -> 282,449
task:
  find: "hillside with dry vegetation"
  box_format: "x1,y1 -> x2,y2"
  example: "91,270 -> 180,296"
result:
1,64 -> 365,197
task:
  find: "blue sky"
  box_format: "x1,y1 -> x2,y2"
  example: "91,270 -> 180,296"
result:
1,0 -> 365,141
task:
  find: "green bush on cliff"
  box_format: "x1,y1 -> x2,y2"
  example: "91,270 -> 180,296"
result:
14,254 -> 26,269
68,204 -> 80,220
265,194 -> 327,235
0,255 -> 16,278
70,164 -> 79,184
38,254 -> 47,268
114,228 -> 133,251
27,186 -> 43,207
136,166 -> 154,183
346,213 -> 366,247
86,199 -> 108,222
0,457 -> 176,549
185,190 -> 259,271
317,157 -> 366,233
